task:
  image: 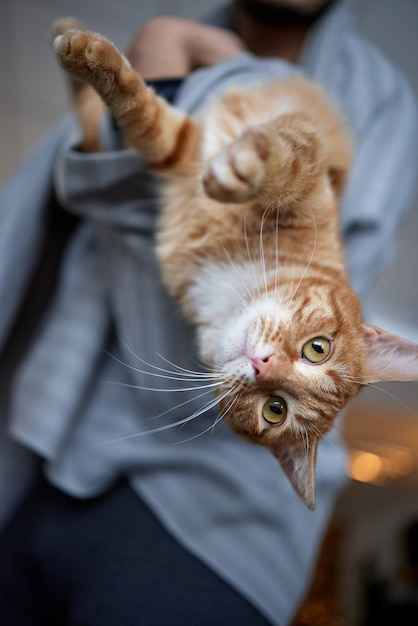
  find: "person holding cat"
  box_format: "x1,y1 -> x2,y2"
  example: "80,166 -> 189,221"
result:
0,1 -> 417,625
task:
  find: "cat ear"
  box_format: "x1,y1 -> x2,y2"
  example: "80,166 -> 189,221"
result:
269,438 -> 318,510
361,323 -> 418,383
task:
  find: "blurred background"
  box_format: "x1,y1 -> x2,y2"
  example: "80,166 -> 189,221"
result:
0,1 -> 417,624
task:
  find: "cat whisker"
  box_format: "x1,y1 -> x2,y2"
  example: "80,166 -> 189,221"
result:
216,391 -> 241,429
170,386 -> 240,444
216,241 -> 256,306
193,392 -> 239,441
322,432 -> 339,452
104,350 -> 219,383
177,382 -> 236,426
288,204 -> 317,306
243,210 -> 263,301
337,374 -> 365,384
93,381 -> 235,448
209,412 -> 227,435
101,379 -> 225,393
348,380 -> 414,414
92,385 -> 235,449
114,336 -> 219,379
196,358 -> 225,376
192,257 -> 247,306
258,201 -> 283,314
190,354 -> 222,374
144,385 -> 219,423
155,352 -> 227,378
160,384 -> 236,436
300,424 -> 310,460
273,203 -> 280,304
261,198 -> 282,326
258,205 -> 272,302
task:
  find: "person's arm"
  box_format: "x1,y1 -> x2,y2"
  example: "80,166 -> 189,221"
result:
125,17 -> 245,79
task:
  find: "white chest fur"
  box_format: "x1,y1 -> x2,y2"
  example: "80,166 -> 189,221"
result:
186,259 -> 292,367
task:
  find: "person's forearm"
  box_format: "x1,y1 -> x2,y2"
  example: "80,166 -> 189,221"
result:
125,17 -> 245,79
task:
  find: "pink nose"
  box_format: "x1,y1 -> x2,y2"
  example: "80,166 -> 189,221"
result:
251,355 -> 279,381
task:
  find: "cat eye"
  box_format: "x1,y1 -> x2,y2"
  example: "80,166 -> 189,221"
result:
302,337 -> 332,364
262,396 -> 287,425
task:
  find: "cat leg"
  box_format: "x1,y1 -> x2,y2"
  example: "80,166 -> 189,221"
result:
52,19 -> 104,152
53,29 -> 198,166
202,114 -> 327,206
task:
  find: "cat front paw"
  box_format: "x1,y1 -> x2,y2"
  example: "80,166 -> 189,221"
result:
53,29 -> 125,92
202,126 -> 270,203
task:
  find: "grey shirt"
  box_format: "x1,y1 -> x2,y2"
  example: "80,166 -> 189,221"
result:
0,2 -> 417,624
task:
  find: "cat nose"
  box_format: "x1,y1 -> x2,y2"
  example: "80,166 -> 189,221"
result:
251,355 -> 279,381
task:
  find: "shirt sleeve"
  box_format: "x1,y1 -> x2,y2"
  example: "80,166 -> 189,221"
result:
341,66 -> 418,296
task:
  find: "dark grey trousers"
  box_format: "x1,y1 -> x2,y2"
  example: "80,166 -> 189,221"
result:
0,477 -> 271,625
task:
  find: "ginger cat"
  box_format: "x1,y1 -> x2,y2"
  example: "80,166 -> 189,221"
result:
52,20 -> 418,509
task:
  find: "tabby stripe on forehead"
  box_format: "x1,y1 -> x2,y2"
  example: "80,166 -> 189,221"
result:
317,399 -> 341,419
294,412 -> 328,438
264,274 -> 338,299
296,406 -> 333,434
307,382 -> 343,410
327,369 -> 345,384
328,290 -> 345,328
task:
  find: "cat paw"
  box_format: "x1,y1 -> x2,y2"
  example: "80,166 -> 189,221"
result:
202,126 -> 270,203
53,29 -> 125,91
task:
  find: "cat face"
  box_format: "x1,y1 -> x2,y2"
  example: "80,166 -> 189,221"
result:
201,270 -> 418,508
205,278 -> 365,509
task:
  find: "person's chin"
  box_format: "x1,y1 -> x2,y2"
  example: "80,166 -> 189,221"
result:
236,0 -> 336,26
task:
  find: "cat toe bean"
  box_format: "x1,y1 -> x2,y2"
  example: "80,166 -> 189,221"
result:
202,137 -> 267,203
240,126 -> 271,160
202,153 -> 253,202
53,29 -> 129,103
230,144 -> 266,188
53,30 -> 91,68
84,37 -> 122,72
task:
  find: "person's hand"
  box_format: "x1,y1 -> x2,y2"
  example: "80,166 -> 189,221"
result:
125,17 -> 246,79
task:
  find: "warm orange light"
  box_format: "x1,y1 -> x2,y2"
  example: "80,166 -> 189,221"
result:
348,444 -> 418,485
349,451 -> 383,484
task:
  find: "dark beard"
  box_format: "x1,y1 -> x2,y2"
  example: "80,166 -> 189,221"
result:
237,0 -> 337,27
